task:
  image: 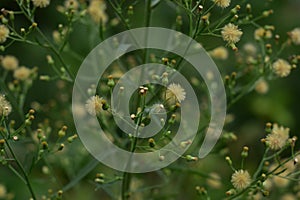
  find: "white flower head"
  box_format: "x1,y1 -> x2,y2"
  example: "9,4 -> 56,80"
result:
221,23 -> 243,44
265,123 -> 289,150
166,83 -> 186,103
1,55 -> 19,70
272,59 -> 291,77
289,27 -> 300,45
0,25 -> 10,43
32,0 -> 50,8
255,79 -> 269,94
231,170 -> 251,190
209,46 -> 228,60
0,95 -> 12,117
85,95 -> 103,116
14,66 -> 31,81
88,0 -> 108,24
243,43 -> 257,55
214,0 -> 231,8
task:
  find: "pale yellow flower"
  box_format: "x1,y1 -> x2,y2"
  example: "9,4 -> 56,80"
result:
265,124 -> 289,150
214,0 -> 231,8
13,66 -> 31,81
269,157 -> 295,188
221,23 -> 243,44
1,55 -> 19,70
0,184 -> 6,198
272,59 -> 291,77
255,79 -> 269,94
88,0 -> 108,24
166,83 -> 186,103
254,27 -> 272,40
243,43 -> 257,55
281,194 -> 297,200
0,95 -> 12,117
209,46 -> 228,60
231,170 -> 251,190
0,25 -> 9,43
206,172 -> 222,189
32,0 -> 50,8
289,28 -> 300,45
85,95 -> 103,116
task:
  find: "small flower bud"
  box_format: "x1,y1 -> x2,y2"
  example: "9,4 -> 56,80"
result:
168,114 -> 176,124
148,138 -> 155,148
29,22 -> 38,30
195,186 -> 207,195
130,114 -> 136,120
176,15 -> 183,26
180,140 -> 192,148
0,139 -> 5,148
95,178 -> 104,184
58,126 -> 67,137
294,158 -> 298,165
265,122 -> 272,133
186,155 -> 198,162
225,156 -> 232,165
58,143 -> 64,151
201,14 -> 210,26
198,5 -> 203,12
96,173 -> 105,179
40,75 -> 50,81
57,190 -> 63,197
162,72 -> 168,85
246,4 -> 251,13
107,75 -> 115,87
266,44 -> 272,54
42,141 -> 48,150
101,99 -> 109,110
67,134 -> 78,143
29,109 -> 35,115
9,11 -> 14,21
127,5 -> 133,15
46,55 -> 54,64
226,189 -> 236,196
20,27 -> 26,34
25,117 -> 34,126
241,146 -> 249,158
159,155 -> 165,161
262,10 -> 273,17
162,57 -> 169,65
231,5 -> 241,15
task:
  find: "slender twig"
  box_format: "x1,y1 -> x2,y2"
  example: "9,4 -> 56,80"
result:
1,122 -> 36,199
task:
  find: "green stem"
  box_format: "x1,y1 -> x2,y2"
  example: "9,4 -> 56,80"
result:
253,148 -> 269,179
15,0 -> 74,82
107,1 -> 131,30
121,112 -> 143,200
1,122 -> 36,199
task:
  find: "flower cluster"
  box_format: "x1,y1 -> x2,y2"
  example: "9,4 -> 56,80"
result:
264,123 -> 290,150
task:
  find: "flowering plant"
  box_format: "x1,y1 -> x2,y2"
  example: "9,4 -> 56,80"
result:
0,0 -> 300,199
